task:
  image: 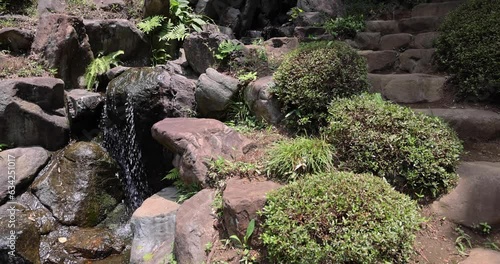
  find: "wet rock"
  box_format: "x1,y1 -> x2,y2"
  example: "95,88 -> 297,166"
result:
84,19 -> 151,66
152,118 -> 253,185
0,202 -> 41,264
183,31 -> 231,75
175,189 -> 217,264
65,89 -> 104,139
32,14 -> 93,89
103,67 -> 196,208
64,228 -> 125,259
244,76 -> 283,125
222,178 -> 281,247
32,141 -> 122,227
0,27 -> 33,54
196,68 -> 240,118
144,0 -> 170,17
130,187 -> 179,264
17,192 -> 58,235
432,162 -> 500,228
0,77 -> 65,112
0,147 -> 50,204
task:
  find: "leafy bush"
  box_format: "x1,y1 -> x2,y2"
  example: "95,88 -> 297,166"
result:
84,50 -> 123,90
272,41 -> 369,134
265,137 -> 334,182
323,15 -> 365,39
215,40 -> 242,61
325,93 -> 462,201
434,0 -> 500,101
261,172 -> 421,263
0,0 -> 36,15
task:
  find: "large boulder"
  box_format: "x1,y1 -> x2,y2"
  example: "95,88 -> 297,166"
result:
431,162 -> 500,228
0,27 -> 33,54
64,228 -> 125,259
37,0 -> 65,15
65,89 -> 104,139
32,14 -> 93,89
0,147 -> 50,204
222,177 -> 281,247
151,118 -> 253,185
183,30 -> 231,75
130,187 -> 179,264
297,0 -> 345,17
460,248 -> 500,264
358,50 -> 398,73
32,141 -> 123,227
84,19 -> 151,66
196,68 -> 240,118
244,76 -> 283,124
143,0 -> 170,17
174,189 -> 217,264
103,67 -> 196,209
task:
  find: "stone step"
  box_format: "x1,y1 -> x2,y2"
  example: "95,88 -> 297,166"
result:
399,16 -> 443,34
398,48 -> 437,74
412,1 -> 463,17
414,108 -> 500,141
431,162 -> 500,228
380,33 -> 414,50
354,31 -> 440,51
358,50 -> 398,73
365,20 -> 400,35
368,73 -> 445,103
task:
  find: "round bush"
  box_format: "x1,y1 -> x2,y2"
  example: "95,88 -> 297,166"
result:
325,93 -> 463,200
261,172 -> 421,263
273,41 -> 369,134
435,0 -> 500,101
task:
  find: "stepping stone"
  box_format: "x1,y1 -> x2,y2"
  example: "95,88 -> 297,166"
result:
380,33 -> 414,51
368,73 -> 445,103
398,48 -> 437,73
460,248 -> 500,264
431,162 -> 500,228
415,108 -> 500,141
399,16 -> 442,34
354,32 -> 380,50
358,50 -> 398,73
414,32 -> 440,49
365,20 -> 399,35
412,1 -> 463,17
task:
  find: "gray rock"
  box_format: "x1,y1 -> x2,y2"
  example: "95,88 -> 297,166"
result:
151,118 -> 253,185
365,20 -> 399,35
32,14 -> 93,89
130,188 -> 180,264
412,1 -> 463,17
37,0 -> 65,15
196,68 -> 240,118
0,27 -> 33,54
414,32 -> 440,49
16,192 -> 58,235
262,37 -> 299,63
219,7 -> 241,34
32,141 -> 122,227
143,0 -> 169,17
65,89 -> 103,139
398,48 -> 436,73
92,0 -> 125,11
64,228 -> 125,259
297,0 -> 344,17
415,108 -> 500,141
0,147 -> 50,204
380,33 -> 414,51
183,31 -> 231,75
174,189 -> 217,264
296,12 -> 327,26
358,50 -> 398,73
460,248 -> 500,264
368,73 -> 445,103
84,19 -> 151,66
354,32 -> 381,50
399,16 -> 442,34
431,162 -> 500,227
244,76 -> 283,124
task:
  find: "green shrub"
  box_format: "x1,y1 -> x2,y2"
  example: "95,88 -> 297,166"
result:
272,41 -> 369,134
325,93 -> 462,201
323,15 -> 365,39
265,137 -> 334,182
435,0 -> 500,101
261,172 -> 421,263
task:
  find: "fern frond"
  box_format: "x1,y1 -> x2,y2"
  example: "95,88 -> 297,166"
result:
160,22 -> 188,41
84,50 -> 124,90
137,15 -> 165,34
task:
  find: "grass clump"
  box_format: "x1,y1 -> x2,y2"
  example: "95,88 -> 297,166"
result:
272,41 -> 368,134
325,93 -> 462,201
260,172 -> 422,263
265,137 -> 334,182
435,0 -> 500,102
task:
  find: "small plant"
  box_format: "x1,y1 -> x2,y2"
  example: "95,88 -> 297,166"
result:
455,227 -> 472,256
265,137 -> 335,182
484,240 -> 500,251
205,241 -> 213,253
137,15 -> 165,34
84,50 -> 124,90
163,168 -> 201,203
206,157 -> 260,188
323,15 -> 365,39
230,219 -> 256,249
287,7 -> 303,21
212,190 -> 223,218
474,222 -> 492,235
237,71 -> 257,83
0,143 -> 10,151
225,90 -> 266,132
215,40 -> 242,61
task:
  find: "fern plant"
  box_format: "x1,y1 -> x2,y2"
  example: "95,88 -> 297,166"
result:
84,50 -> 124,90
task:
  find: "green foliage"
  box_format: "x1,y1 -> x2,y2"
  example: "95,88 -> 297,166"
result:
455,227 -> 472,256
345,0 -> 426,18
225,90 -> 266,132
323,15 -> 365,39
0,0 -> 36,15
287,7 -> 304,21
272,41 -> 369,134
0,143 -> 10,151
261,172 -> 422,263
206,157 -> 260,188
84,50 -> 124,90
434,0 -> 500,101
237,71 -> 257,83
163,168 -> 201,203
137,15 -> 165,34
215,40 -> 242,61
265,137 -> 335,182
325,93 -> 463,201
230,219 -> 256,249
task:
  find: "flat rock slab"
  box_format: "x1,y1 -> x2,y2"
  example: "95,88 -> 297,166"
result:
380,33 -> 414,50
358,50 -> 398,73
412,1 -> 463,17
368,73 -> 445,103
130,187 -> 179,264
152,118 -> 253,185
0,27 -> 34,54
415,108 -> 500,141
223,177 -> 281,247
0,147 -> 49,204
399,16 -> 442,34
460,248 -> 500,264
365,20 -> 399,35
399,48 -> 436,73
431,162 -> 500,227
